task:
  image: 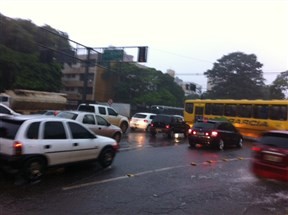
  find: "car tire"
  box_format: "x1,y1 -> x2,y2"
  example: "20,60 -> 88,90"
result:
98,147 -> 115,168
22,157 -> 46,182
145,125 -> 151,132
237,138 -> 243,148
120,122 -> 128,133
113,132 -> 122,143
168,130 -> 174,139
219,139 -> 224,150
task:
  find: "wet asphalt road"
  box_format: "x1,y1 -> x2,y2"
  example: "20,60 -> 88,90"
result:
0,131 -> 288,215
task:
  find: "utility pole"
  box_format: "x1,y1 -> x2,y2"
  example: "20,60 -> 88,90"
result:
82,47 -> 92,104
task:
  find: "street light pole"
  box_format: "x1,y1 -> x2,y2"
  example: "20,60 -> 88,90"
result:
82,47 -> 92,104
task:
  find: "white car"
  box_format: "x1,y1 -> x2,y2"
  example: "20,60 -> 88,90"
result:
0,115 -> 118,182
0,103 -> 20,116
129,112 -> 156,131
57,111 -> 122,143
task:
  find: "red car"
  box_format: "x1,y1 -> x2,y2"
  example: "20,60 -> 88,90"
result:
251,130 -> 288,182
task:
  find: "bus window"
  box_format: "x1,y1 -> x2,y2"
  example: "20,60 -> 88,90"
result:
270,105 -> 287,121
237,104 -> 252,118
185,103 -> 193,114
224,104 -> 237,117
205,104 -> 212,115
253,105 -> 269,119
211,104 -> 224,116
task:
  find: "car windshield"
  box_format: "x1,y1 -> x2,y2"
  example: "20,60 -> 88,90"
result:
153,115 -> 171,123
0,118 -> 24,139
57,112 -> 78,120
260,133 -> 288,149
193,122 -> 216,129
133,114 -> 147,118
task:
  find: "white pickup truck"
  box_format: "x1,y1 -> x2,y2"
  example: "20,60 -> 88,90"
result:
77,104 -> 129,133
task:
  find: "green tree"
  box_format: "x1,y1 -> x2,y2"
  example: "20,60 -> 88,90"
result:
204,52 -> 266,99
103,62 -> 185,106
268,71 -> 288,99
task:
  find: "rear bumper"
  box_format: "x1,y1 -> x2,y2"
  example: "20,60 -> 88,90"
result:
251,160 -> 288,182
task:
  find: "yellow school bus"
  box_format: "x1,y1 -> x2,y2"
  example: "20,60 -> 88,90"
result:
184,99 -> 288,138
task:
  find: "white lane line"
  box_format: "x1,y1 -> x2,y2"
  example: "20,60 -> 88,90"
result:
62,157 -> 251,191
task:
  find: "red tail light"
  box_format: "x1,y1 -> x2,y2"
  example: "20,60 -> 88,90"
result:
151,123 -> 154,127
144,120 -> 148,123
252,146 -> 262,152
211,131 -> 218,137
165,124 -> 170,129
13,141 -> 23,156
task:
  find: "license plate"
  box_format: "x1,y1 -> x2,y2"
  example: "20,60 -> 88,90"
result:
197,132 -> 204,136
263,154 -> 282,162
156,129 -> 162,133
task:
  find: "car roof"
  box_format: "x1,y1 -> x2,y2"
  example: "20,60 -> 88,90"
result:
196,119 -> 228,124
133,112 -> 156,116
0,114 -> 75,123
262,130 -> 288,135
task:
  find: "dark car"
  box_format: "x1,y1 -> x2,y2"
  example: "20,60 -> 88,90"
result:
150,114 -> 190,138
188,120 -> 243,150
251,130 -> 288,182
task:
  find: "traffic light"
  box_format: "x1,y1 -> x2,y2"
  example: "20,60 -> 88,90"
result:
138,46 -> 148,62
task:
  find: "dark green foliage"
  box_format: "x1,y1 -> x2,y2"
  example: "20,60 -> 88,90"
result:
204,52 -> 266,99
104,62 -> 185,107
0,14 -> 72,92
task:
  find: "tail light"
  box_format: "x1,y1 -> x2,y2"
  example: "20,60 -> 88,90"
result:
151,123 -> 154,127
165,124 -> 170,129
13,141 -> 23,156
144,120 -> 148,123
251,145 -> 262,159
211,131 -> 218,137
188,129 -> 197,135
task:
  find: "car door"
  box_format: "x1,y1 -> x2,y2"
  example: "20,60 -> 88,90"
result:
95,115 -> 112,137
217,122 -> 236,144
66,121 -> 100,162
106,107 -> 121,126
82,113 -> 99,134
40,121 -> 73,166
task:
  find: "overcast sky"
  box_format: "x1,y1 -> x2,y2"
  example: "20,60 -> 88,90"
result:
1,0 -> 287,90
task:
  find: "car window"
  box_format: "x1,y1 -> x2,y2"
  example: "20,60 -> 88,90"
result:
0,105 -> 11,114
260,132 -> 288,149
44,121 -> 66,139
78,105 -> 95,113
68,122 -> 95,139
83,114 -> 96,125
153,115 -> 171,123
150,115 -> 156,120
133,114 -> 146,118
26,122 -> 40,139
107,107 -> 117,116
0,118 -> 24,139
96,115 -> 109,126
98,106 -> 106,115
193,122 -> 216,129
57,112 -> 78,120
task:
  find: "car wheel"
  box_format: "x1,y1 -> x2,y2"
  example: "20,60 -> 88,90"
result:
113,132 -> 122,143
120,122 -> 128,133
168,130 -> 174,139
98,147 -> 115,168
145,125 -> 151,132
237,138 -> 243,148
218,139 -> 224,150
23,157 -> 46,182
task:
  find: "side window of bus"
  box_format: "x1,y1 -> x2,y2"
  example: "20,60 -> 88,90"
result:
212,104 -> 224,116
270,105 -> 287,121
253,105 -> 269,119
185,103 -> 193,114
237,104 -> 252,118
205,104 -> 212,115
224,104 -> 237,117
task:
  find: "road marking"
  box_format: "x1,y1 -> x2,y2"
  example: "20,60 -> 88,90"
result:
62,157 -> 251,191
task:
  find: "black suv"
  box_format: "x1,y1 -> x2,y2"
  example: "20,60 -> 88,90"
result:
188,120 -> 243,150
150,114 -> 190,138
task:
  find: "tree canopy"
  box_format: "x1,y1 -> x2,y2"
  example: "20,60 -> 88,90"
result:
204,52 -> 267,99
103,62 -> 185,107
0,14 -> 71,92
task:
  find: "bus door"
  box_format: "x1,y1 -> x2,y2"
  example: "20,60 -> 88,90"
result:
195,105 -> 204,122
